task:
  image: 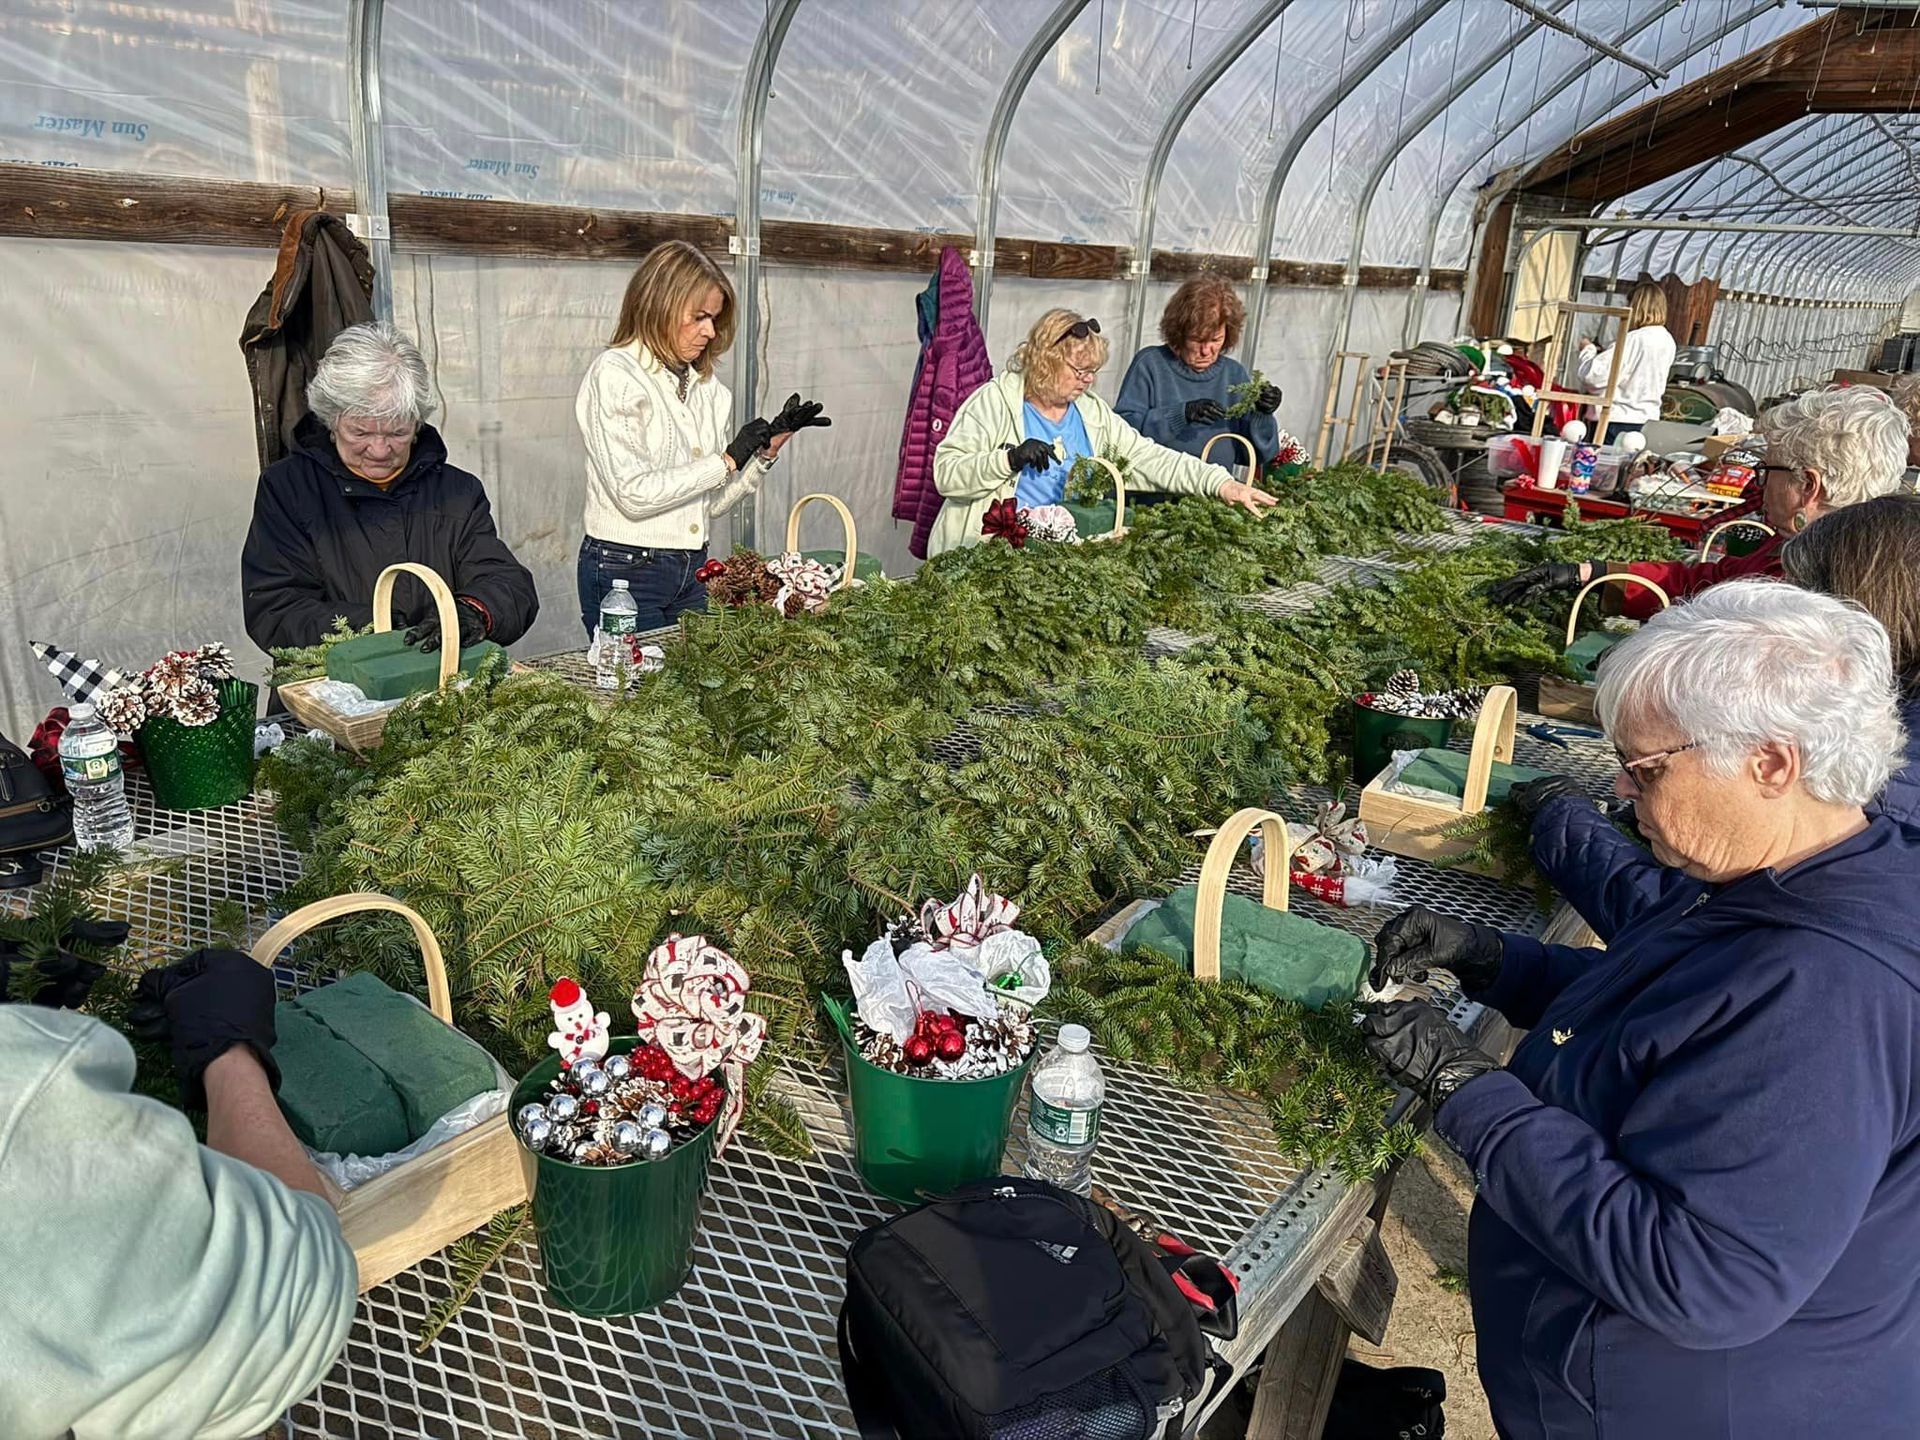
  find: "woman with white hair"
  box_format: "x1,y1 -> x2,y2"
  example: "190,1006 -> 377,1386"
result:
1361,580 -> 1920,1439
241,321 -> 539,651
927,308 -> 1277,556
1491,384 -> 1910,616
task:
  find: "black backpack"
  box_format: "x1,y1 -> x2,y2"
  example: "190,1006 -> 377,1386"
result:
838,1176 -> 1216,1440
0,730 -> 71,887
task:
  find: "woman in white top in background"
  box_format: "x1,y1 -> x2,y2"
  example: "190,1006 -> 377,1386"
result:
574,240 -> 830,635
1577,280 -> 1677,444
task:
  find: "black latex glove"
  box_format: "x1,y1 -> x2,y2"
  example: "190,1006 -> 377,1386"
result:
1360,999 -> 1499,1111
1509,774 -> 1590,822
1006,438 -> 1056,475
1487,562 -> 1585,607
1370,904 -> 1504,995
1253,383 -> 1283,415
1184,398 -> 1227,426
126,947 -> 279,1108
769,392 -> 832,436
725,417 -> 777,471
0,918 -> 129,1009
404,597 -> 489,654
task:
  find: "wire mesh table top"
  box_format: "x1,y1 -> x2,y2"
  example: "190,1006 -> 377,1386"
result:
4,507 -> 1600,1439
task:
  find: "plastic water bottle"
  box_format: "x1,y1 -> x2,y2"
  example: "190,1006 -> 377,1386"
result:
1023,1023 -> 1105,1196
593,579 -> 638,690
59,704 -> 134,852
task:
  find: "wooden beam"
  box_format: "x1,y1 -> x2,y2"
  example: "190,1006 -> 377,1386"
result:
0,165 -> 339,248
391,194 -> 728,260
1468,194 -> 1516,336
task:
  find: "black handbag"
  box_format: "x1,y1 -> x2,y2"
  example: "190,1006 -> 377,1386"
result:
0,729 -> 72,877
839,1176 -> 1216,1440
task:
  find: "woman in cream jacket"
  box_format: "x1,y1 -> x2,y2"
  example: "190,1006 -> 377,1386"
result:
575,240 -> 828,634
928,308 -> 1274,556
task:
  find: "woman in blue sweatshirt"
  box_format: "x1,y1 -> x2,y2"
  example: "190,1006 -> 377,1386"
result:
1114,276 -> 1282,493
1364,580 -> 1920,1440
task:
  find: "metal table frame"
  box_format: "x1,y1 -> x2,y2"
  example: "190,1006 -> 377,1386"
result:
8,512 -> 1623,1439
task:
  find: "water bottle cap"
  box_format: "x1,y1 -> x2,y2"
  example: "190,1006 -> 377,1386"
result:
1057,1023 -> 1091,1054
611,580 -> 630,591
70,703 -> 95,720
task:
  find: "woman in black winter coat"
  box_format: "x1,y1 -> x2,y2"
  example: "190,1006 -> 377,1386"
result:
240,322 -> 538,653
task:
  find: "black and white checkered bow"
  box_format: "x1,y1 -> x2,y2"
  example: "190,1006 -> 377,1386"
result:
30,642 -> 128,707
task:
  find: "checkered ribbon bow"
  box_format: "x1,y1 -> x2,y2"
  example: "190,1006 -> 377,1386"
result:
30,642 -> 127,707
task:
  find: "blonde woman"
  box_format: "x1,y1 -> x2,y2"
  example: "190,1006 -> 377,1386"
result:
928,308 -> 1276,556
1576,280 -> 1676,443
574,240 -> 829,634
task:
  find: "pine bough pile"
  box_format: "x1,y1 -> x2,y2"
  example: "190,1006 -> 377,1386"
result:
257,468 -> 1678,1178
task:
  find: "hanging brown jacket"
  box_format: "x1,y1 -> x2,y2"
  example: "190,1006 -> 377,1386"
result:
239,211 -> 375,469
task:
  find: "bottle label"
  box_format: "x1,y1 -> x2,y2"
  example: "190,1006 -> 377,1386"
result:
1029,1096 -> 1100,1147
62,749 -> 121,787
600,610 -> 638,637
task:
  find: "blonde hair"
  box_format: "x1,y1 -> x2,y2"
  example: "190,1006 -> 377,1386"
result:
1010,308 -> 1110,401
1626,281 -> 1669,332
609,240 -> 736,379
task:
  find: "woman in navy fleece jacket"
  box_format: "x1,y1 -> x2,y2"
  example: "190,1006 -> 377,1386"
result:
1364,580 -> 1920,1439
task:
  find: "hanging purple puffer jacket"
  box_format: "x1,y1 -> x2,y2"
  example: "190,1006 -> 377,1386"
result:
895,247 -> 993,559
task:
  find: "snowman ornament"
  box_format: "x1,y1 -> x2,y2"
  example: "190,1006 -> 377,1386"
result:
546,977 -> 610,1067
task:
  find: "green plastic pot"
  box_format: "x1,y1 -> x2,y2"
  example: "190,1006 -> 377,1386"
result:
824,994 -> 1031,1205
1351,696 -> 1456,790
137,679 -> 258,811
511,1037 -> 717,1316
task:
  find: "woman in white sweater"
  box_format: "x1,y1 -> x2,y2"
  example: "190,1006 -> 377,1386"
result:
575,240 -> 829,635
1577,280 -> 1677,443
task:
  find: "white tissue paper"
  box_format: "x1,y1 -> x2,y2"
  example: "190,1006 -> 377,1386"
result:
977,928 -> 1051,1009
843,938 -> 921,1042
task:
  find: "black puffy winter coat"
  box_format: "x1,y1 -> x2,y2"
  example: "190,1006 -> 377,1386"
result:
241,413 -> 539,651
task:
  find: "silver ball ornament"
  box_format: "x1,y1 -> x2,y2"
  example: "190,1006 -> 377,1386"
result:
611,1120 -> 646,1156
637,1102 -> 668,1131
516,1102 -> 547,1129
602,1053 -> 632,1081
642,1127 -> 672,1159
519,1115 -> 553,1149
577,1066 -> 611,1097
547,1092 -> 580,1122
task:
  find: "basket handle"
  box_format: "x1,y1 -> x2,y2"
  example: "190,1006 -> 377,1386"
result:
1200,431 -> 1259,480
785,492 -> 860,590
1192,807 -> 1292,984
252,893 -> 452,1024
1078,455 -> 1128,538
1696,516 -> 1776,562
371,562 -> 462,687
1563,572 -> 1672,648
1461,685 -> 1519,817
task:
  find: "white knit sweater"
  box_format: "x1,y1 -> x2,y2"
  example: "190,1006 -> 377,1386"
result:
575,342 -> 775,549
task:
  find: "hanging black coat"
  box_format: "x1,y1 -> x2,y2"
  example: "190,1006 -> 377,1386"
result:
241,413 -> 539,652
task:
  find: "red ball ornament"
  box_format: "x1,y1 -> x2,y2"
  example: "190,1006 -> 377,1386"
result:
935,1013 -> 958,1033
936,1030 -> 966,1061
903,1035 -> 934,1065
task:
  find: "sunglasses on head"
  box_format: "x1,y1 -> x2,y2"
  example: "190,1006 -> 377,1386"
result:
1052,318 -> 1102,346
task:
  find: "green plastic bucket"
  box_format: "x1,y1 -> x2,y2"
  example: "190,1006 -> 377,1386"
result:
137,679 -> 259,811
1351,697 -> 1456,789
511,1037 -> 717,1316
824,995 -> 1031,1204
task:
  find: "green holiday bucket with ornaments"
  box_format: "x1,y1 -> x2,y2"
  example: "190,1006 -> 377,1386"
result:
1350,697 -> 1455,791
95,646 -> 258,812
511,1037 -> 718,1316
510,937 -> 766,1316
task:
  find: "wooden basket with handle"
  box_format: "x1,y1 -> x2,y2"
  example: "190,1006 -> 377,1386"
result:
1696,516 -> 1775,562
1077,454 -> 1128,541
277,562 -> 463,753
1537,573 -> 1672,724
1358,684 -> 1522,868
1200,430 -> 1259,485
785,492 -> 868,589
253,892 -> 525,1292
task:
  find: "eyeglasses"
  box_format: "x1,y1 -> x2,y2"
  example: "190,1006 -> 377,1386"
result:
1066,362 -> 1100,383
1052,318 -> 1102,347
1754,463 -> 1803,490
1614,740 -> 1701,794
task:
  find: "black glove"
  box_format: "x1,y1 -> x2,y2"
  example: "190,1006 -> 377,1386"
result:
769,392 -> 832,436
1006,438 -> 1056,475
1184,398 -> 1227,426
1253,383 -> 1283,415
1370,904 -> 1504,995
1487,562 -> 1585,607
404,596 -> 489,654
126,948 -> 279,1108
1508,774 -> 1590,822
0,918 -> 129,1009
1360,999 -> 1499,1111
725,417 -> 776,471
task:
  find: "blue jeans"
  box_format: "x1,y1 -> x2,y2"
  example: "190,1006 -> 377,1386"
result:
576,536 -> 708,639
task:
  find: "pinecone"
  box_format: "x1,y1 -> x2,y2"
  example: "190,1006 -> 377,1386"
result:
1386,670 -> 1420,700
